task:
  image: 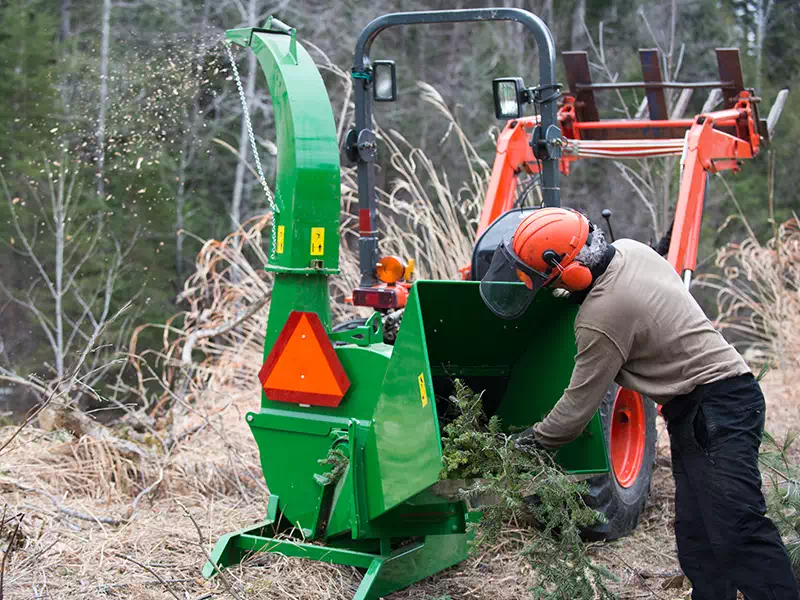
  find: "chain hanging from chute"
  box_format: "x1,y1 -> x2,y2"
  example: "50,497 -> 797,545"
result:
225,42 -> 280,260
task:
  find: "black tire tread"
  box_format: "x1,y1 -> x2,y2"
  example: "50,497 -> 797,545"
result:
582,383 -> 657,541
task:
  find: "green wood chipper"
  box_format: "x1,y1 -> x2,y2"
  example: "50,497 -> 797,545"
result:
204,9 -> 610,599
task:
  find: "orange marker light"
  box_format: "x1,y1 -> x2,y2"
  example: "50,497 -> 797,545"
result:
403,258 -> 416,281
516,269 -> 534,290
376,255 -> 406,284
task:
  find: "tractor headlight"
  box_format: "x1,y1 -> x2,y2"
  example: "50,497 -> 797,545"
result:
373,61 -> 397,102
493,77 -> 525,119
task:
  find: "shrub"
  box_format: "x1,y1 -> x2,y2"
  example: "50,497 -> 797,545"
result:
760,430 -> 800,576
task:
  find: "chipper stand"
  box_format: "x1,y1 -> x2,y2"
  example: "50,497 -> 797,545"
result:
204,494 -> 478,600
205,10 -> 608,599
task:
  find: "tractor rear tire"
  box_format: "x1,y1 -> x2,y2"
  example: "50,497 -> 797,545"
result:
582,383 -> 657,541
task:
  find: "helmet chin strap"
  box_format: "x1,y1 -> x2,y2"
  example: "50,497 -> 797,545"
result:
549,261 -> 566,283
542,252 -> 566,288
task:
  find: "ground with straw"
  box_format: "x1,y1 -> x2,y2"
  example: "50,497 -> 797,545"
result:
3,368 -> 797,600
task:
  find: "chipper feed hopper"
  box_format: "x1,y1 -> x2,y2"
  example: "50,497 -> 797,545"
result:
204,9 -> 608,599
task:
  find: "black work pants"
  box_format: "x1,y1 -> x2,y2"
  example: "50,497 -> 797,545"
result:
664,373 -> 799,600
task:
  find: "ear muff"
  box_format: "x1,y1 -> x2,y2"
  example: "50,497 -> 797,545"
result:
541,248 -> 592,291
559,262 -> 593,291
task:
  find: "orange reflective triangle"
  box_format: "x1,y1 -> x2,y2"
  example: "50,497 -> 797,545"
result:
259,311 -> 350,407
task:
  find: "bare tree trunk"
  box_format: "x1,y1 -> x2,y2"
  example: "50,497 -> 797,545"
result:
571,0 -> 586,50
60,0 -> 71,42
53,172 -> 65,378
543,0 -> 553,29
755,0 -> 775,92
175,0 -> 212,280
96,0 -> 111,199
176,149 -> 189,279
231,0 -> 258,230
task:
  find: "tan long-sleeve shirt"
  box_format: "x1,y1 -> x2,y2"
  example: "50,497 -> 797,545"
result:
533,239 -> 750,449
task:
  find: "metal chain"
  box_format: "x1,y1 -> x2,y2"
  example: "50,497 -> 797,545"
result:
225,43 -> 279,259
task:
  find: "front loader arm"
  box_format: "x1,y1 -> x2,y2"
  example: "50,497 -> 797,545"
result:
667,95 -> 759,285
476,118 -> 540,238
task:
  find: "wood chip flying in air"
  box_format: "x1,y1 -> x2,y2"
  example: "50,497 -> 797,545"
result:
136,157 -> 143,170
12,197 -> 20,204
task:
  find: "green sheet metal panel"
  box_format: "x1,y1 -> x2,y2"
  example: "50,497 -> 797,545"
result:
365,287 -> 443,520
365,531 -> 473,599
235,30 -> 341,275
248,344 -> 392,538
499,301 -> 608,473
415,280 -> 608,474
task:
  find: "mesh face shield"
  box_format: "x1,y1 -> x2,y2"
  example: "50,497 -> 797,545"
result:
479,241 -> 550,319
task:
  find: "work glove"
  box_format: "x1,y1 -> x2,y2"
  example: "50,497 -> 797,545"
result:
511,426 -> 545,455
551,288 -> 571,299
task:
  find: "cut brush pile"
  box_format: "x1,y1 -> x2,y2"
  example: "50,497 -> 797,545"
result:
440,380 -> 616,600
760,431 -> 800,577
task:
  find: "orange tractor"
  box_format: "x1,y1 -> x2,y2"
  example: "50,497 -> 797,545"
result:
350,46 -> 787,539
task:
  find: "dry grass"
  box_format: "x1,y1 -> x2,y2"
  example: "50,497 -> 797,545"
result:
2,392 -> 728,600
697,215 -> 800,450
0,387 -> 263,600
0,385 -> 537,600
699,217 -> 800,383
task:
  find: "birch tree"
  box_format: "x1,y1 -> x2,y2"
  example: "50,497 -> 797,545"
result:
0,157 -> 137,395
755,0 -> 776,91
96,0 -> 112,200
230,0 -> 260,229
60,0 -> 71,42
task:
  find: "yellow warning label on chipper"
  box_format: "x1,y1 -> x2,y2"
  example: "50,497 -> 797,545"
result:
276,226 -> 285,254
310,227 -> 325,256
418,373 -> 428,407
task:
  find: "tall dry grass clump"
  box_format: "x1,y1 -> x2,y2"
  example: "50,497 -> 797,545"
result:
699,217 -> 800,379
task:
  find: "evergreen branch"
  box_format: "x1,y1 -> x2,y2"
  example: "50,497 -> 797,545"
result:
440,380 -> 616,600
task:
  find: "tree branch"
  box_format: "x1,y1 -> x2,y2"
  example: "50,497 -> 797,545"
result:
181,292 -> 269,364
1,479 -> 123,526
1,175 -> 58,301
177,501 -> 243,600
113,553 -> 183,600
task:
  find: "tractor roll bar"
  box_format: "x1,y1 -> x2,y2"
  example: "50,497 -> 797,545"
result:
351,8 -> 562,286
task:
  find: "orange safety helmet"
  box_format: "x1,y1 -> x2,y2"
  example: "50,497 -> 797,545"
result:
513,208 -> 593,291
479,207 -> 594,319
